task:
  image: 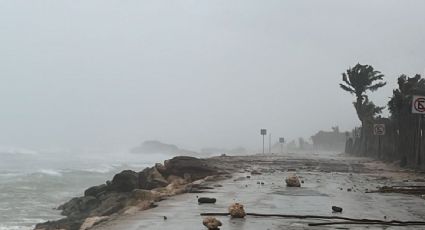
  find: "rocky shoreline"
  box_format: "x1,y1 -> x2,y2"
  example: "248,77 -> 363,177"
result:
35,156 -> 231,230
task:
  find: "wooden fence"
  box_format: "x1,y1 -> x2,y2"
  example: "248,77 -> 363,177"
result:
345,115 -> 425,170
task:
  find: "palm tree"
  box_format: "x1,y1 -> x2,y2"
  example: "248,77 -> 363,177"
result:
340,63 -> 386,123
388,74 -> 425,120
388,74 -> 425,166
340,63 -> 386,155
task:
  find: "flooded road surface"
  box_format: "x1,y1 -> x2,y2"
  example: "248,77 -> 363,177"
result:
94,152 -> 425,230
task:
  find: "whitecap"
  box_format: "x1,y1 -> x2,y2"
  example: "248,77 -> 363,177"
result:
0,172 -> 23,178
0,225 -> 32,230
81,164 -> 115,173
37,169 -> 62,177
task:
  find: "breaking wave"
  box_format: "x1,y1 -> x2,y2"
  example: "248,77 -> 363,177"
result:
37,169 -> 63,177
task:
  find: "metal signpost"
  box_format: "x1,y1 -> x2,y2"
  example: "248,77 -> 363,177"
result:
279,137 -> 285,154
261,129 -> 267,154
412,95 -> 425,165
269,133 -> 272,154
373,124 -> 385,159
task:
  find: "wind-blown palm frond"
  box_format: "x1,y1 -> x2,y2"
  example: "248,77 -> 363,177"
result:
340,84 -> 355,94
367,82 -> 387,91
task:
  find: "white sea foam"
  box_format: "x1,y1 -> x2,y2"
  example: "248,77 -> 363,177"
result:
0,225 -> 32,230
82,164 -> 115,173
37,169 -> 63,177
0,172 -> 22,178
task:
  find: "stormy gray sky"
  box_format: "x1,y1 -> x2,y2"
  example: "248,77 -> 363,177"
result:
1,0 -> 424,153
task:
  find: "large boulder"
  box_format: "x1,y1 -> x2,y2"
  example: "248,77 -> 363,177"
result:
84,184 -> 107,197
92,192 -> 129,216
138,167 -> 169,190
110,170 -> 139,192
163,156 -> 218,181
228,203 -> 246,218
285,174 -> 301,187
59,196 -> 99,218
203,217 -> 222,230
35,217 -> 84,230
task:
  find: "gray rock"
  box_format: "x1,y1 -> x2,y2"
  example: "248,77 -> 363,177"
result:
111,170 -> 139,192
138,167 -> 169,190
198,197 -> 217,204
84,184 -> 107,197
59,196 -> 99,217
203,217 -> 222,230
163,156 -> 217,181
332,206 -> 343,212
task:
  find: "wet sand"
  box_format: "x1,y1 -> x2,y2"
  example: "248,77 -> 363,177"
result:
92,152 -> 425,229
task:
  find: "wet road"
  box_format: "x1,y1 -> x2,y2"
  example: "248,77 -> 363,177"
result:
94,152 -> 425,230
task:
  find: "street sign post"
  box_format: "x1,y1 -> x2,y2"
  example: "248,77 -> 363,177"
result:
279,137 -> 285,154
373,124 -> 385,159
269,133 -> 272,154
260,129 -> 267,154
412,95 -> 425,165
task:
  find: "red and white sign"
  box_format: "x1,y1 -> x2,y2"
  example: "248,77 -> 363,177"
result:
373,124 -> 385,136
412,95 -> 425,114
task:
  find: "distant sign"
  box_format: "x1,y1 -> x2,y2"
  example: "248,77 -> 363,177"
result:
279,137 -> 285,143
412,95 -> 425,114
373,124 -> 385,136
260,129 -> 267,135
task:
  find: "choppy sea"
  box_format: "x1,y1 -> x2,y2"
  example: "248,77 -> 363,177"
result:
0,149 -> 170,230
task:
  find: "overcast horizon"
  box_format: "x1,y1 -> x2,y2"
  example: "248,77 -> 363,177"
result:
1,0 -> 425,153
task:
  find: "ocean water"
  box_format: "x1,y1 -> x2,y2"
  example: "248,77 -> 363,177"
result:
0,150 -> 171,230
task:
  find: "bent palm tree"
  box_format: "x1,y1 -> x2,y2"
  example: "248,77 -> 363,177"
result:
340,63 -> 386,155
340,63 -> 386,123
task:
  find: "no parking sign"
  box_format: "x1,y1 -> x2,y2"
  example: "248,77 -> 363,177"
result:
373,124 -> 385,136
412,95 -> 425,114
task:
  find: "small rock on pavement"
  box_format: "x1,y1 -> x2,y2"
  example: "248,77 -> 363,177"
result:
250,170 -> 262,175
198,197 -> 217,204
203,217 -> 222,230
228,203 -> 246,218
285,174 -> 301,187
332,206 -> 343,212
